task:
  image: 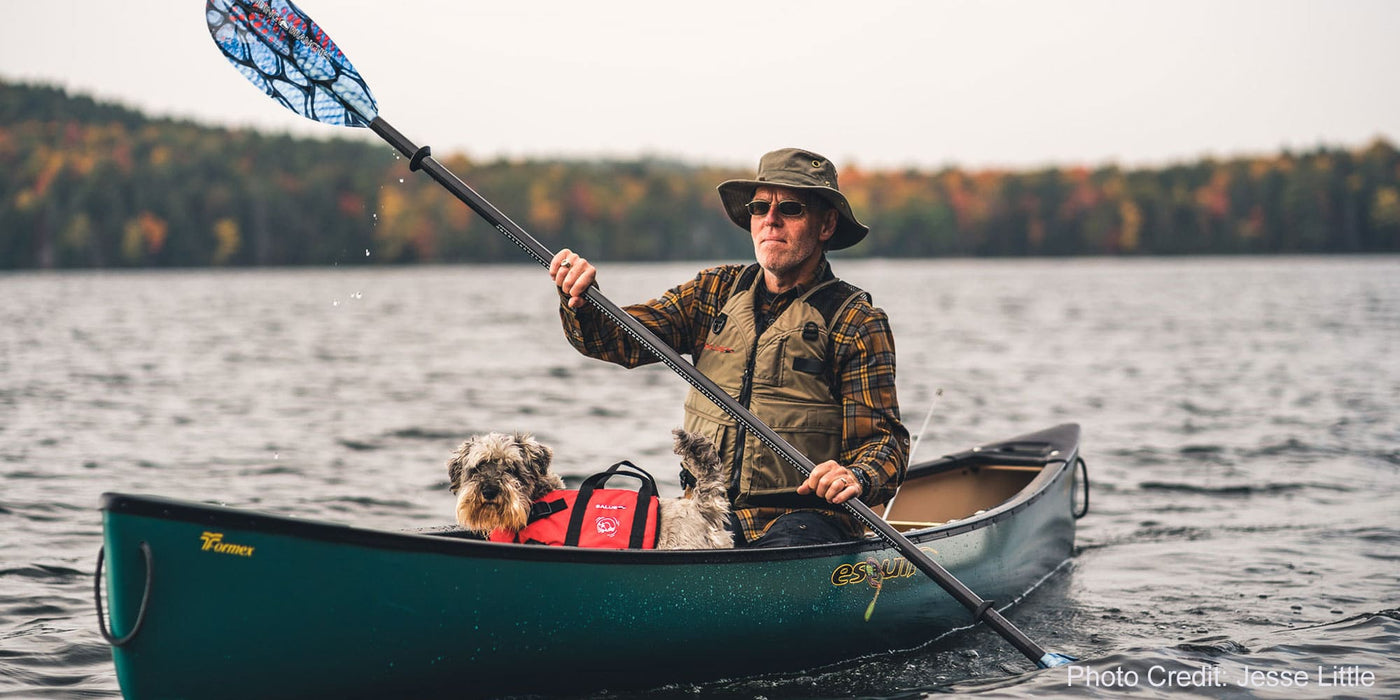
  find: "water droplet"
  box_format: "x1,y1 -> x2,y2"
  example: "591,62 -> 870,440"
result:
365,249 -> 371,256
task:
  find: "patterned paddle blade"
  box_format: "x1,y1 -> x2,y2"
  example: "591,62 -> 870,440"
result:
206,0 -> 378,126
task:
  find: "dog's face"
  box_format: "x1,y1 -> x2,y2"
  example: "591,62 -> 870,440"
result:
447,432 -> 562,532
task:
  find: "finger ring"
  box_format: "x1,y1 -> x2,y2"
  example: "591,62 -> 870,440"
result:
560,261 -> 572,268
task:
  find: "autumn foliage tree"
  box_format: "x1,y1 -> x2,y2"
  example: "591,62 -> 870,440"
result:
2,80 -> 1396,269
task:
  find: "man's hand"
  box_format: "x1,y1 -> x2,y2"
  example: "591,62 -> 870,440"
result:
550,249 -> 597,309
797,460 -> 863,505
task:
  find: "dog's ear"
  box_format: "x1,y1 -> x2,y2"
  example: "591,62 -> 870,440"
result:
447,437 -> 475,494
514,432 -> 553,475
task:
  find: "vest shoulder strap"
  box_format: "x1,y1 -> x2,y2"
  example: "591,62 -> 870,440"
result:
804,279 -> 870,331
730,263 -> 762,298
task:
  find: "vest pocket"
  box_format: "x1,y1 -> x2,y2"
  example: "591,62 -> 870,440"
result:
752,336 -> 785,387
754,330 -> 831,395
745,409 -> 843,495
682,397 -> 736,491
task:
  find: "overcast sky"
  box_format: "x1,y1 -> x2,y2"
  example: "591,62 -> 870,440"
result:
2,0 -> 1397,170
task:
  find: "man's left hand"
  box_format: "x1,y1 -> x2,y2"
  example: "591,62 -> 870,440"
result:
797,460 -> 863,505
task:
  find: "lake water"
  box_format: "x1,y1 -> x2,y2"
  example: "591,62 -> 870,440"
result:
2,256 -> 1397,698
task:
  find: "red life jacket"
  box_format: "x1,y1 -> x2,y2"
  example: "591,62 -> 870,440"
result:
488,461 -> 660,549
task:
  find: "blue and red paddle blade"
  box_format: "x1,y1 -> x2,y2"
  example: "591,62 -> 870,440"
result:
206,0 -> 378,126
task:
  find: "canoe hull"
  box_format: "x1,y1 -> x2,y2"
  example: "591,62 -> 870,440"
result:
100,424 -> 1081,698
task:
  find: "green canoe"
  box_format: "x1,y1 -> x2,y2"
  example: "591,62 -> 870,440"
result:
97,423 -> 1085,699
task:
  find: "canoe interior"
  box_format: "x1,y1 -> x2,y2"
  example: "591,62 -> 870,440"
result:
419,460 -> 1046,540
881,463 -> 1044,532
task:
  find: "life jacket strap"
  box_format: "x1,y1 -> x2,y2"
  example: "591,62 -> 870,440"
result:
528,498 -> 567,523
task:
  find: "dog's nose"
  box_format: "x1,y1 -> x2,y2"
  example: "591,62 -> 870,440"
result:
480,485 -> 500,501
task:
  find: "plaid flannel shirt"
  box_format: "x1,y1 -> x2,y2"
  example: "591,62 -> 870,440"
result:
559,260 -> 909,543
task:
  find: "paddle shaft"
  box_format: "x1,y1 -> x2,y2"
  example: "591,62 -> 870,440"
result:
367,117 -> 1058,667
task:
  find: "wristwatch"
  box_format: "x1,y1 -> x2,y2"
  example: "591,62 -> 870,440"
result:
850,469 -> 871,494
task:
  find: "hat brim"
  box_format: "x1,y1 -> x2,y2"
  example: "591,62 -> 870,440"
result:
717,179 -> 869,251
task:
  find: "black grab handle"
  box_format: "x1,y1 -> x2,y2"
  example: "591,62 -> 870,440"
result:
579,460 -> 659,493
1072,457 -> 1090,519
94,542 -> 153,647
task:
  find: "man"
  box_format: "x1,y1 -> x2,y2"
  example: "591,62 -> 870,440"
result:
549,148 -> 908,547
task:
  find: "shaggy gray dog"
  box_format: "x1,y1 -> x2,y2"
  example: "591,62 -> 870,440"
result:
447,429 -> 732,550
447,431 -> 561,535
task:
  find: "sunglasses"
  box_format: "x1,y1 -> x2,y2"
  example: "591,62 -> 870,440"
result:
745,199 -> 807,218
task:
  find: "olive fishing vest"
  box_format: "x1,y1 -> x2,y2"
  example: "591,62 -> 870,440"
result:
682,264 -> 868,509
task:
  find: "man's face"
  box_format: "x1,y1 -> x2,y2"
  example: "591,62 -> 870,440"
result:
748,186 -> 836,282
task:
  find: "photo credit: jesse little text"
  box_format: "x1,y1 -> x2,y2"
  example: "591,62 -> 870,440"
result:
1065,663 -> 1377,691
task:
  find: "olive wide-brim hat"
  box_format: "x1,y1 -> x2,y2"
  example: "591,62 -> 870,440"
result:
717,147 -> 869,250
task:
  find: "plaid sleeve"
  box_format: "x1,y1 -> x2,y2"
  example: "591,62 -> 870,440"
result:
558,265 -> 744,366
830,300 -> 910,504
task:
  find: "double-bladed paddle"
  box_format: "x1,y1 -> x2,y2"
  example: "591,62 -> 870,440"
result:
204,0 -> 1075,669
